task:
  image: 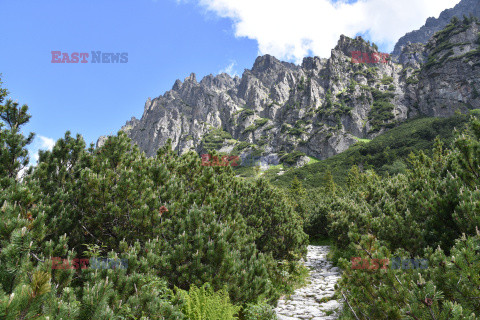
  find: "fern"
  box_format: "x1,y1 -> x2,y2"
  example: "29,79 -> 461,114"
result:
177,284 -> 241,320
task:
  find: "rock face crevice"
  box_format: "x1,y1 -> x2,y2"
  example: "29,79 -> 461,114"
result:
100,8 -> 480,166
275,246 -> 342,320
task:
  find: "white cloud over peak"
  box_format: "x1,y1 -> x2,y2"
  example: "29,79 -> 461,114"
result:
219,60 -> 238,76
189,0 -> 460,63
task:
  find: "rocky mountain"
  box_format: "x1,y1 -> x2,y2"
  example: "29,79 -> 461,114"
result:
392,0 -> 480,57
101,18 -> 480,168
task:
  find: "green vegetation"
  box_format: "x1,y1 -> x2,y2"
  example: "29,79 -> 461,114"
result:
242,301 -> 277,320
306,115 -> 480,319
0,79 -> 307,319
254,118 -> 269,127
406,69 -> 420,85
176,284 -> 241,320
240,109 -> 255,121
325,89 -> 333,109
269,114 -> 470,189
280,151 -> 307,166
368,101 -> 395,131
3,15 -> 480,319
405,76 -> 419,85
243,125 -> 256,134
233,108 -> 245,116
348,79 -> 357,92
368,88 -> 396,132
380,75 -> 393,85
281,123 -> 291,133
297,76 -> 305,91
425,18 -> 480,70
202,127 -> 233,151
264,125 -> 275,131
287,120 -> 306,136
306,155 -> 321,164
231,140 -> 252,154
336,100 -> 353,115
352,136 -> 371,143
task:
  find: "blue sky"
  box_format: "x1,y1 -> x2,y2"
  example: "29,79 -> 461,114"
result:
0,0 -> 460,163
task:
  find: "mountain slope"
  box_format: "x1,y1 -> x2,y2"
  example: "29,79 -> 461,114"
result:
104,18 -> 480,169
392,0 -> 480,57
265,113 -> 471,190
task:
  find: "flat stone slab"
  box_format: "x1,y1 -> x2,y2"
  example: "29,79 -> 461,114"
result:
275,245 -> 343,320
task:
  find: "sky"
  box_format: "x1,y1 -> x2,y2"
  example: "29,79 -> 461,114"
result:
0,0 -> 460,164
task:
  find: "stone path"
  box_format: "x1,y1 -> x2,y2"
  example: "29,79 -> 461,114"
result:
275,245 -> 343,320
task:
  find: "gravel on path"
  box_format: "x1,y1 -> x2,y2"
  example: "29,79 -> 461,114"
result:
275,245 -> 343,320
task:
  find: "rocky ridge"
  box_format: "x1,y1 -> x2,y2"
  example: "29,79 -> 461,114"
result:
392,0 -> 480,57
101,18 -> 480,168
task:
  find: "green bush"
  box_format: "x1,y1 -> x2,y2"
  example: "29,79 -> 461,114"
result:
202,128 -> 232,151
288,127 -> 305,136
280,151 -> 306,166
381,76 -> 393,85
324,116 -> 480,318
240,109 -> 255,121
368,100 -> 395,131
254,118 -> 269,127
0,78 -> 308,319
269,115 -> 469,190
242,301 -> 278,320
177,284 -> 241,320
243,125 -> 256,134
406,75 -> 419,85
232,141 -> 252,154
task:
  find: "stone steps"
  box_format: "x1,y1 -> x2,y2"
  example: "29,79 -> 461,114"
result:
275,245 -> 342,320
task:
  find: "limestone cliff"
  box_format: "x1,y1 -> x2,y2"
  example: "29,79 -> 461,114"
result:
100,19 -> 480,167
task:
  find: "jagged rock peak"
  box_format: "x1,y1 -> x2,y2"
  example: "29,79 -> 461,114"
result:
252,54 -> 281,72
172,79 -> 182,91
333,35 -> 376,56
184,72 -> 197,83
301,56 -> 325,70
251,54 -> 297,73
199,73 -> 235,90
392,0 -> 480,56
103,17 -> 480,164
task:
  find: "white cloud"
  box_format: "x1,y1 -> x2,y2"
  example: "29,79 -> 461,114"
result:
15,135 -> 55,180
31,135 -> 55,163
188,0 -> 460,63
219,60 -> 238,76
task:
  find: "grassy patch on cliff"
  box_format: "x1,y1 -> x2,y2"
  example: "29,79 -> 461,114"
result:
201,127 -> 233,151
268,114 -> 470,190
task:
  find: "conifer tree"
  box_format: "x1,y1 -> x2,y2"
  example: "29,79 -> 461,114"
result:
0,77 -> 34,183
346,165 -> 360,189
287,176 -> 307,224
325,170 -> 336,195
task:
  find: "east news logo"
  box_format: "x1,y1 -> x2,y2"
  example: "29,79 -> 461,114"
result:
351,257 -> 429,270
351,51 -> 389,64
51,51 -> 128,63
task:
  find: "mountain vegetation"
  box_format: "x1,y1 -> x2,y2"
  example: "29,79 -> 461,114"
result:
301,113 -> 480,319
0,77 -> 306,319
2,7 -> 480,320
267,113 -> 471,189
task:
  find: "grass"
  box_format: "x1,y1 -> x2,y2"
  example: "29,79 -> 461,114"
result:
309,237 -> 333,246
307,156 -> 321,164
352,136 -> 371,143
